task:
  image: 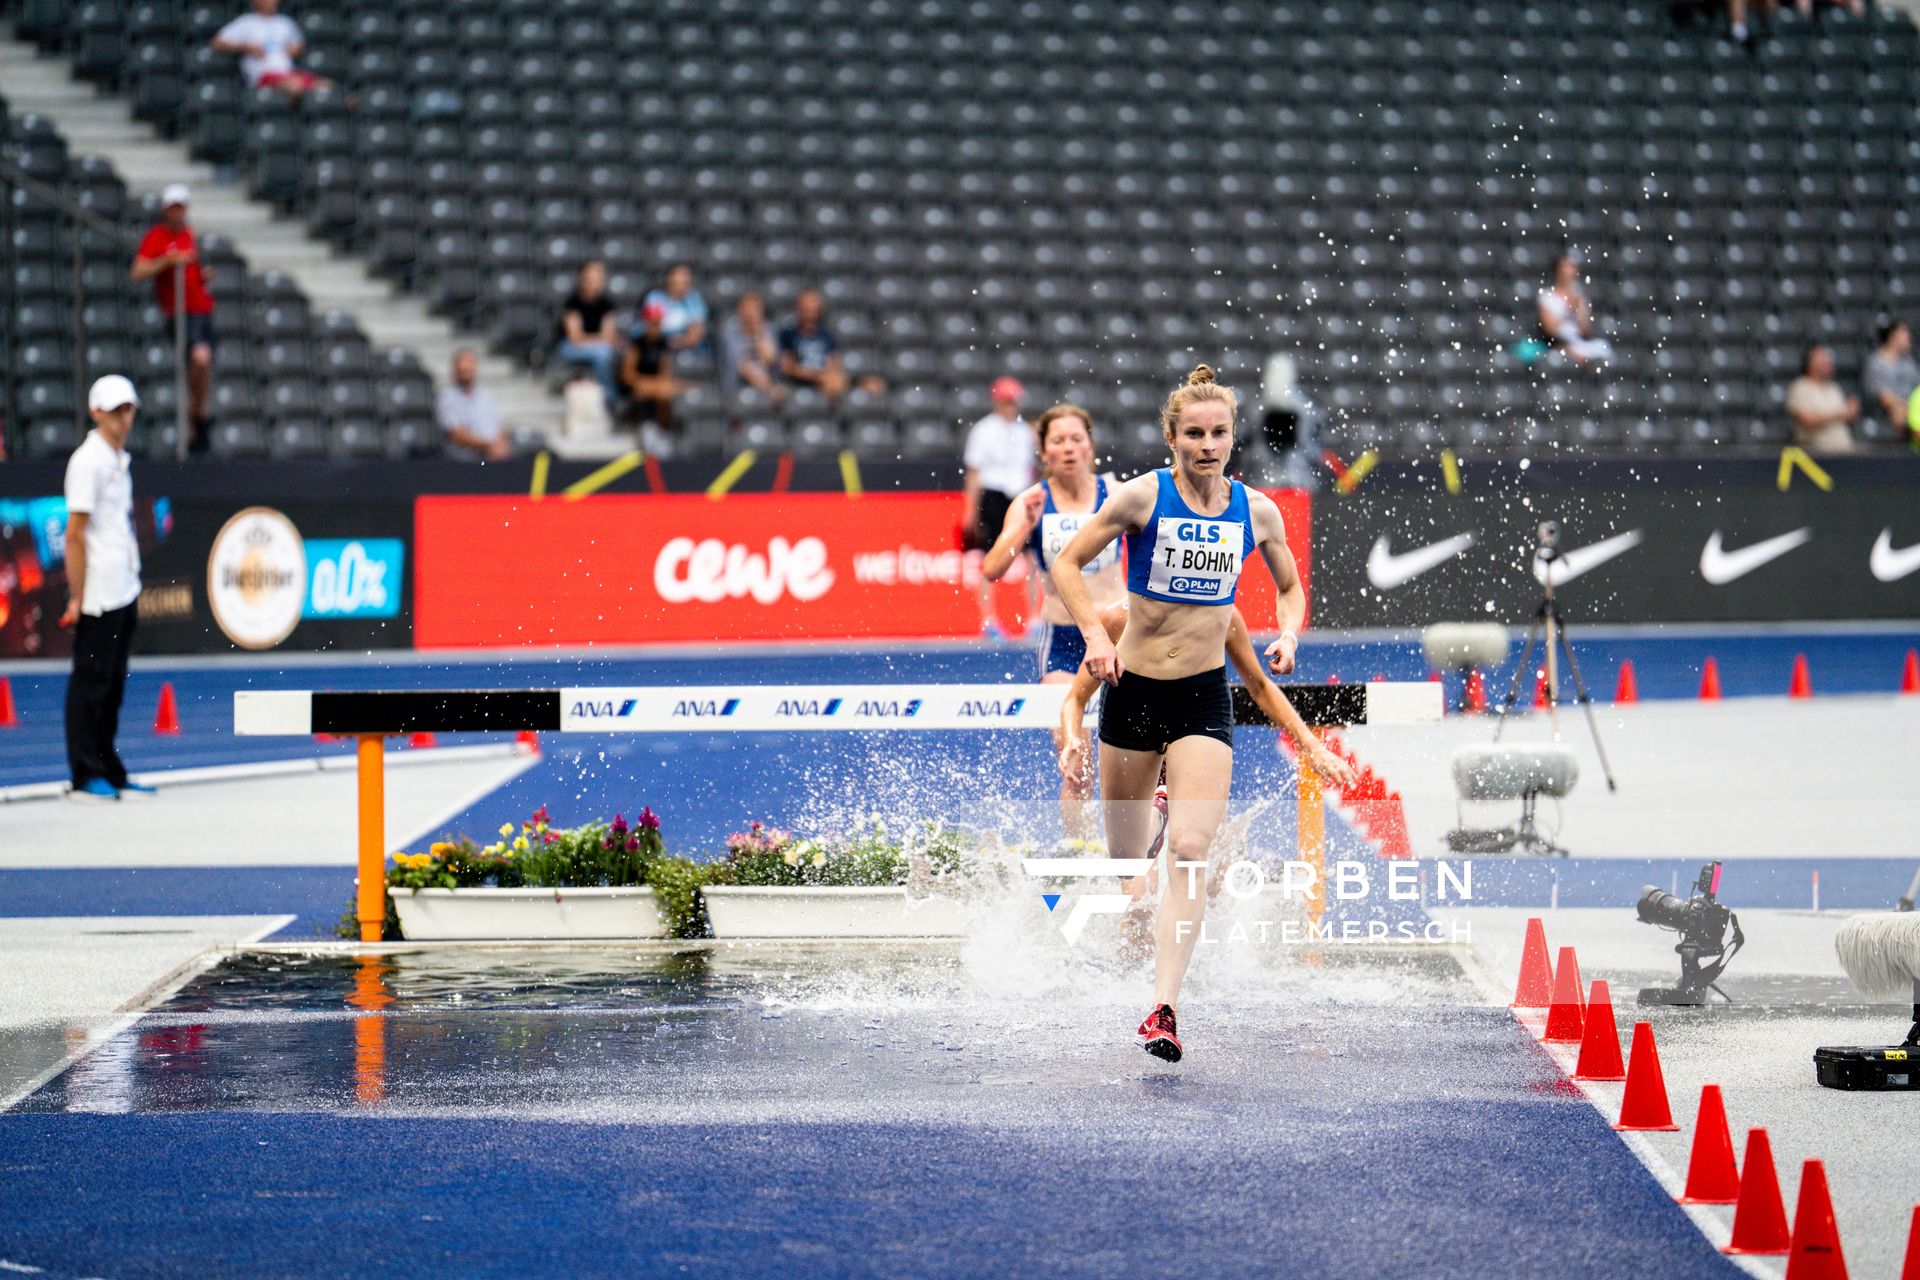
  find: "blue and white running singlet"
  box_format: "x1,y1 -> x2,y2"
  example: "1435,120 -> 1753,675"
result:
1027,474 -> 1119,576
1123,469 -> 1253,607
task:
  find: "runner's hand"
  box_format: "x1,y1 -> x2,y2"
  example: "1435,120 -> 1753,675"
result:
1307,742 -> 1356,791
1084,634 -> 1123,686
59,599 -> 80,629
1264,632 -> 1298,676
1057,728 -> 1089,781
1015,487 -> 1045,532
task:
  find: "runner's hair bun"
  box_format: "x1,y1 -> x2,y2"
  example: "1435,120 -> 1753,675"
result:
1186,364 -> 1216,386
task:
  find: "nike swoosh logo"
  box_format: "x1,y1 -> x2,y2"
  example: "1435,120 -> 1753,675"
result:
1870,529 -> 1920,582
1699,528 -> 1812,585
1533,529 -> 1644,587
1366,532 -> 1475,590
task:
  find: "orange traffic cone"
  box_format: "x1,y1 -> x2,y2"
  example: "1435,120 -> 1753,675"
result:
1678,1084 -> 1740,1204
1614,1021 -> 1679,1131
1573,979 -> 1626,1080
1614,660 -> 1639,705
1464,667 -> 1487,713
1543,947 -> 1586,1043
1902,650 -> 1920,696
0,675 -> 16,728
1511,917 -> 1553,1009
1699,657 -> 1723,700
1899,1204 -> 1919,1280
407,731 -> 437,749
1532,667 -> 1551,708
153,681 -> 181,735
1724,1128 -> 1792,1255
1784,1159 -> 1849,1280
1789,654 -> 1813,699
515,730 -> 541,754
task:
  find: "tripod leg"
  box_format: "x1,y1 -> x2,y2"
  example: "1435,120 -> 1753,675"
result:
1555,621 -> 1619,792
1494,616 -> 1544,743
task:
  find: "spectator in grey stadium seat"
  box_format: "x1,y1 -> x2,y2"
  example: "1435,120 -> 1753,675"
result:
642,263 -> 711,368
1863,320 -> 1918,440
778,289 -> 883,405
621,301 -> 687,456
437,349 -> 509,462
210,0 -> 331,98
1786,344 -> 1860,454
722,292 -> 785,404
554,259 -> 622,410
129,183 -> 215,453
1537,252 -> 1615,369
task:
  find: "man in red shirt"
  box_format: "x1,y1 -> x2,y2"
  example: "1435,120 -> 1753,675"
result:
129,183 -> 216,452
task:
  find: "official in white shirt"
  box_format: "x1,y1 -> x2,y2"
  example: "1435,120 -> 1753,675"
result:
962,376 -> 1037,637
62,375 -> 154,802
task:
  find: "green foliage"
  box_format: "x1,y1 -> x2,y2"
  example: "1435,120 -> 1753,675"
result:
647,856 -> 731,938
386,807 -> 665,893
721,817 -> 981,888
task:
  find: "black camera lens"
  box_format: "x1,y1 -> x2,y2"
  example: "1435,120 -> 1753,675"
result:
1637,886 -> 1692,931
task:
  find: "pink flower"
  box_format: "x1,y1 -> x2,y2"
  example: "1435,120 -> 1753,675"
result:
637,806 -> 660,832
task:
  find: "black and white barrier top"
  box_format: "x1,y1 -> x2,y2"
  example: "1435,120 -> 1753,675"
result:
234,682 -> 1443,736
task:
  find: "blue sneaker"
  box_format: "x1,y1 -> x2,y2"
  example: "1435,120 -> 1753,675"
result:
119,780 -> 158,800
69,778 -> 120,803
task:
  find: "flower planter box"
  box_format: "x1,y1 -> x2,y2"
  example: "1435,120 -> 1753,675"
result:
701,885 -> 970,939
391,886 -> 669,941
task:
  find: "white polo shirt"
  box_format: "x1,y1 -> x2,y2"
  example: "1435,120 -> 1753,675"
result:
963,411 -> 1035,497
63,429 -> 141,616
214,12 -> 304,87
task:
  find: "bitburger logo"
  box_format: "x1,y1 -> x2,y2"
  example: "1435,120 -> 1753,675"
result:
207,506 -> 306,649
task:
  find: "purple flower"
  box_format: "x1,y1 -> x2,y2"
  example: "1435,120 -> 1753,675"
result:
638,806 -> 660,832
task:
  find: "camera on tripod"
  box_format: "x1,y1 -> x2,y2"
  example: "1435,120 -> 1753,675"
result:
1635,860 -> 1745,1006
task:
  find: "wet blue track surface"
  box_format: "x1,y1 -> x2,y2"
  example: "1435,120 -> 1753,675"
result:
0,949 -> 1747,1280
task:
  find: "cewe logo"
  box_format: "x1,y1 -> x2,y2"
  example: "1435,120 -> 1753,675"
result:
674,698 -> 741,717
654,536 -> 834,605
1173,521 -> 1224,544
856,698 -> 922,717
777,697 -> 842,716
571,698 -> 639,718
958,697 -> 1026,717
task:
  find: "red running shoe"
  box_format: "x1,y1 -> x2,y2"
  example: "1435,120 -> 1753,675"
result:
1137,1003 -> 1182,1062
1144,785 -> 1170,859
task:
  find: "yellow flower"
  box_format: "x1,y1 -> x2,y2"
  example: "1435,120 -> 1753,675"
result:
535,822 -> 549,834
499,823 -> 514,837
429,842 -> 454,857
513,835 -> 529,853
783,850 -> 799,866
811,852 -> 826,869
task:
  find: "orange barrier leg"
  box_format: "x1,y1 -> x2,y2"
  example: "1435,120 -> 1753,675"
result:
357,733 -> 386,943
1297,729 -> 1325,928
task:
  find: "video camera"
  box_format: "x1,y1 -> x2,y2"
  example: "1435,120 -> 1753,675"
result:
1635,861 -> 1745,1006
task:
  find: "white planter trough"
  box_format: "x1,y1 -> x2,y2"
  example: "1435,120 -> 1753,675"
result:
390,886 -> 670,941
701,885 -> 971,939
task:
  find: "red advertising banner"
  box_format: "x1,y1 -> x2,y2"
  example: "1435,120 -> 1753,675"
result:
414,491 -> 1310,649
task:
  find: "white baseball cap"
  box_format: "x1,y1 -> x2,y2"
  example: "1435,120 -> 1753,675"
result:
161,182 -> 190,207
88,374 -> 140,411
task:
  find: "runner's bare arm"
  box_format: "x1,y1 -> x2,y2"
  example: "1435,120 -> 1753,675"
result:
1054,475 -> 1154,684
981,484 -> 1046,583
1248,490 -> 1305,675
1223,609 -> 1355,790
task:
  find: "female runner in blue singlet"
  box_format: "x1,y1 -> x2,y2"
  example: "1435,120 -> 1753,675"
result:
981,404 -> 1128,836
1051,365 -> 1307,1063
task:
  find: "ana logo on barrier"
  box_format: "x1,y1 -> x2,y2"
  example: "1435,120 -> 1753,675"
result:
304,539 -> 403,619
571,698 -> 639,718
958,698 -> 1026,717
777,698 -> 843,716
653,536 -> 834,605
674,698 -> 742,717
855,698 -> 922,717
207,506 -> 306,650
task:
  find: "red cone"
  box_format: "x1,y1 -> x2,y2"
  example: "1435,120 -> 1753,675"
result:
0,675 -> 16,728
1724,1128 -> 1792,1255
1613,660 -> 1638,704
1511,917 -> 1553,1009
1374,792 -> 1414,859
1574,979 -> 1626,1080
1789,654 -> 1813,699
515,730 -> 541,754
153,681 -> 180,735
1784,1159 -> 1849,1280
1699,656 -> 1723,700
1543,947 -> 1586,1042
1902,650 -> 1920,696
1532,667 -> 1551,708
1614,1021 -> 1679,1131
1899,1204 -> 1919,1280
1678,1084 -> 1740,1204
1464,667 -> 1487,713
407,731 -> 437,749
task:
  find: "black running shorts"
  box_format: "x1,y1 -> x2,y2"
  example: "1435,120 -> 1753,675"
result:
1097,666 -> 1234,753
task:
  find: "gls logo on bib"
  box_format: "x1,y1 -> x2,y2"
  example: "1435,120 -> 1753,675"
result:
1039,513 -> 1119,573
1146,518 -> 1242,601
